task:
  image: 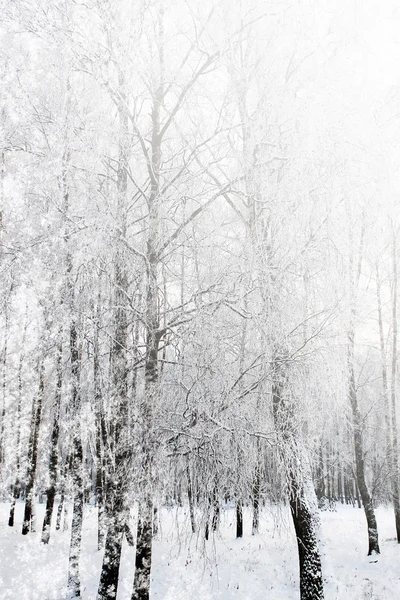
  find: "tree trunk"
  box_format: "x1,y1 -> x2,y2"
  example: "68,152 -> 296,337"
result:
8,479 -> 20,528
67,320 -> 84,597
252,442 -> 261,535
132,499 -> 153,600
212,486 -> 220,532
0,300 -> 9,467
56,490 -> 64,530
63,496 -> 70,531
204,494 -> 211,541
132,12 -> 164,597
236,499 -> 243,538
376,262 -> 400,540
57,451 -> 72,530
97,66 -> 132,599
390,236 -> 400,542
9,328 -> 26,527
22,362 -> 45,535
42,339 -> 63,543
186,460 -> 196,533
354,476 -> 361,509
94,294 -> 105,551
153,506 -> 159,536
95,413 -> 105,550
289,473 -> 325,600
272,375 -> 324,600
67,437 -> 84,597
348,349 -> 380,555
97,493 -> 128,600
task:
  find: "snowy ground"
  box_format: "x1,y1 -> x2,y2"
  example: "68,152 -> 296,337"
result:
0,501 -> 399,599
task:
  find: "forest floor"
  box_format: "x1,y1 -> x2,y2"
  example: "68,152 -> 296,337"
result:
0,501 -> 399,599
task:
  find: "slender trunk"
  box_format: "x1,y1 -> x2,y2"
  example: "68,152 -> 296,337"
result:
348,343 -> 380,554
0,304 -> 9,466
95,413 -> 105,550
326,444 -> 331,503
98,63 -> 134,598
9,326 -> 26,526
62,76 -> 84,592
338,457 -> 344,504
354,475 -> 361,509
252,437 -> 261,534
22,362 -> 45,535
67,320 -> 84,597
68,437 -> 84,597
212,486 -> 220,532
153,506 -> 159,536
236,499 -> 243,538
390,237 -> 400,542
347,219 -> 379,554
132,12 -> 163,598
376,263 -> 399,538
186,460 -> 196,533
56,490 -> 64,530
42,339 -> 63,543
8,480 -> 20,528
63,496 -> 70,531
252,464 -> 260,534
94,295 -> 105,550
57,451 -> 72,530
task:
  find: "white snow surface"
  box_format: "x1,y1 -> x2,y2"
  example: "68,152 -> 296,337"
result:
0,502 -> 399,599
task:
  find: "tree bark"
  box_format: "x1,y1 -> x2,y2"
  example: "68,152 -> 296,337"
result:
68,436 -> 84,597
252,439 -> 261,535
0,297 -> 9,467
272,374 -> 324,600
93,294 -> 105,551
289,473 -> 325,600
67,319 -> 84,597
132,11 -> 164,597
57,451 -> 72,531
56,489 -> 64,531
236,499 -> 243,538
390,235 -> 400,542
132,499 -> 153,600
212,485 -> 220,532
348,343 -> 380,555
9,323 -> 26,527
22,362 -> 45,535
376,262 -> 400,540
97,492 -> 128,600
42,339 -> 63,543
97,65 -> 132,599
186,459 -> 196,533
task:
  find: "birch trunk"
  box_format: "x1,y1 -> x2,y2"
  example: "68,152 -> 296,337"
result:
272,374 -> 324,600
67,320 -> 84,598
9,318 -> 27,526
132,11 -> 164,597
390,235 -> 400,542
42,338 -> 63,543
97,68 -> 132,599
348,335 -> 380,555
22,362 -> 45,535
376,262 -> 400,540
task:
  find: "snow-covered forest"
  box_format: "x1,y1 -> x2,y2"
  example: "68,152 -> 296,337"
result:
1,0 -> 400,598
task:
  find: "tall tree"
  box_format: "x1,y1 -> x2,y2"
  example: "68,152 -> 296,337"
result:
347,218 -> 380,555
